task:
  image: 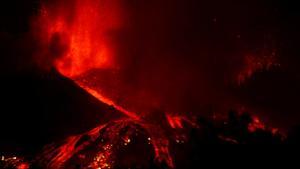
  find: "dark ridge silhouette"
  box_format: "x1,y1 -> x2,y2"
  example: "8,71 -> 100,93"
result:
0,69 -> 125,155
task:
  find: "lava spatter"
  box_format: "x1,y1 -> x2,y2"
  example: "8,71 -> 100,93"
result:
31,0 -> 283,168
35,119 -> 175,169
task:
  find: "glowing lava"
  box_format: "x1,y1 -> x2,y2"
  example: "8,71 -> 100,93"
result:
76,82 -> 141,121
33,1 -> 281,168
34,0 -> 138,118
248,116 -> 266,132
34,0 -> 176,168
35,0 -> 122,77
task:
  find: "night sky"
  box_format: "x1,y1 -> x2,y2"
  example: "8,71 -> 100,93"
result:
1,0 -> 300,153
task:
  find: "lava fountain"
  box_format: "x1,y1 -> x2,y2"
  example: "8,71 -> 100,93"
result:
30,0 -> 282,168
34,0 -> 132,116
33,0 -> 177,168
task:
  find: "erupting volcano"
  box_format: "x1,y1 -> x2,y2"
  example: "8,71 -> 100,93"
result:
31,0 -> 200,168
2,0 -> 299,168
29,0 -> 283,168
33,0 -> 176,168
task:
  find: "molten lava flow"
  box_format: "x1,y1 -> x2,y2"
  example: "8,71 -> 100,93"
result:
35,0 -> 140,120
166,114 -> 184,129
36,125 -> 105,168
33,0 -> 280,168
34,119 -> 175,169
34,1 -> 176,168
166,113 -> 199,129
77,82 -> 141,121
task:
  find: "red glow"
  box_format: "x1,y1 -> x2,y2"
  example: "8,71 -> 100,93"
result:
166,114 -> 183,129
34,1 -> 177,168
77,82 -> 141,121
36,0 -> 123,77
237,52 -> 279,85
17,163 -> 29,169
33,1 -> 282,168
38,125 -> 105,169
35,0 -> 140,119
248,116 -> 266,132
36,119 -> 176,168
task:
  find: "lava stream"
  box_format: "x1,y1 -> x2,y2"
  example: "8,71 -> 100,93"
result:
76,81 -> 141,121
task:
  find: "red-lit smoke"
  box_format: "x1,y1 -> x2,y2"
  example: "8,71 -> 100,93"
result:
32,1 -> 280,167
33,0 -> 279,117
33,0 -> 189,117
34,0 -> 122,77
33,0 -> 141,118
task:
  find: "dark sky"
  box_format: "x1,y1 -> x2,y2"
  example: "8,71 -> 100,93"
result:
1,0 -> 300,152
